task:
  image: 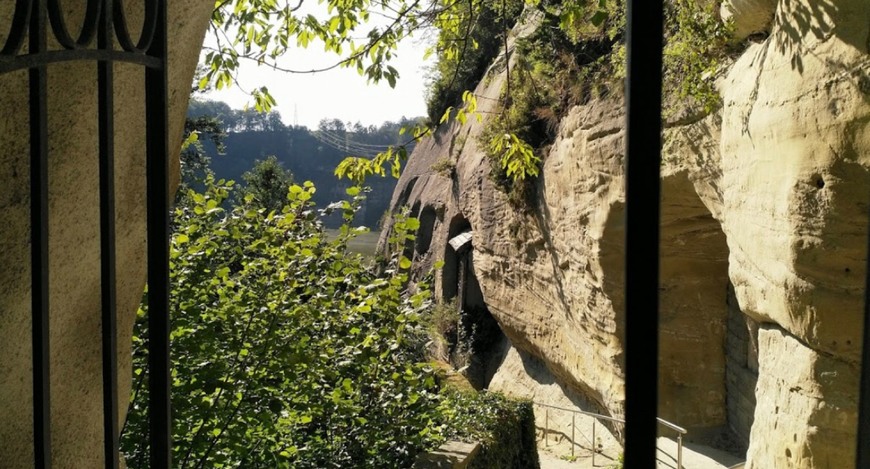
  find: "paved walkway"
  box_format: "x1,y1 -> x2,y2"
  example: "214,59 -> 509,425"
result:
538,437 -> 744,469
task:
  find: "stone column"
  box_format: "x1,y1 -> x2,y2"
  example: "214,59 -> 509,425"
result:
0,1 -> 214,467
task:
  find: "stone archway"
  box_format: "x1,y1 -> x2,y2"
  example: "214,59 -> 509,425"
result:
602,172 -> 755,446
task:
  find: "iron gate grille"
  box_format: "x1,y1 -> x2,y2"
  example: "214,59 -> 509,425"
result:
2,0 -> 870,468
0,0 -> 171,467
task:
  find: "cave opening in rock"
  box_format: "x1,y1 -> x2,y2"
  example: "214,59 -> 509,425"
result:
634,174 -> 755,455
442,215 -> 507,389
415,206 -> 437,256
442,215 -> 471,301
724,281 -> 759,453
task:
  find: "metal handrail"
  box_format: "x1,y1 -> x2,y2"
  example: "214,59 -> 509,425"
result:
656,418 -> 687,469
656,417 -> 687,435
534,402 -> 626,424
533,401 -> 686,468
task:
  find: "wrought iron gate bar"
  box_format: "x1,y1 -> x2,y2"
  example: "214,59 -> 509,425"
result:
624,0 -> 664,467
145,2 -> 172,467
858,183 -> 870,461
1,0 -> 31,56
0,0 -> 170,467
0,49 -> 163,73
98,0 -> 119,467
46,0 -> 100,48
29,1 -> 51,468
112,0 -> 160,53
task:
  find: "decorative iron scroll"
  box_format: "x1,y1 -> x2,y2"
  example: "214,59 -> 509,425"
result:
0,0 -> 164,72
0,1 -> 170,468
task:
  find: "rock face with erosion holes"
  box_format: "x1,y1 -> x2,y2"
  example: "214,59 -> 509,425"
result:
381,0 -> 870,467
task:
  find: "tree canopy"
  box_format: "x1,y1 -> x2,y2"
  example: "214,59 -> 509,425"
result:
235,155 -> 296,212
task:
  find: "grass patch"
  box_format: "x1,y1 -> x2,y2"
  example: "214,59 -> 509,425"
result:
325,229 -> 381,257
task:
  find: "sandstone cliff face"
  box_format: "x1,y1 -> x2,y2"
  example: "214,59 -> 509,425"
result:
719,0 -> 870,465
385,0 -> 870,466
0,2 -> 214,467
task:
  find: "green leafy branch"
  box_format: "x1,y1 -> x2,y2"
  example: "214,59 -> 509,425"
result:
489,132 -> 540,181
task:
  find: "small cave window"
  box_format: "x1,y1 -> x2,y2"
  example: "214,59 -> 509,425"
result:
415,206 -> 437,256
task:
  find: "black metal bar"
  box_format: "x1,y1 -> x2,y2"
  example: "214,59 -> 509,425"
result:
623,0 -> 663,467
98,0 -> 119,467
145,0 -> 172,467
113,0 -> 160,53
46,0 -> 100,49
0,49 -> 161,74
0,0 -> 32,56
857,194 -> 870,461
29,0 -> 52,468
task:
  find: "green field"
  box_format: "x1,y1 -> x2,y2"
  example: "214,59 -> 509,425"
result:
325,229 -> 381,257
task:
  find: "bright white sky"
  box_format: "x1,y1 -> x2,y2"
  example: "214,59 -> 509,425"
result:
202,7 -> 435,130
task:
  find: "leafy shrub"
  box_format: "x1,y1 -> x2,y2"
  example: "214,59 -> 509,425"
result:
664,0 -> 736,114
426,298 -> 461,363
121,178 -> 442,468
439,389 -> 540,469
233,155 -> 295,212
431,158 -> 457,177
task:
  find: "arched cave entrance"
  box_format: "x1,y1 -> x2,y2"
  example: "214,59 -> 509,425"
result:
416,205 -> 437,256
442,216 -> 470,301
442,215 -> 506,389
603,174 -> 757,453
659,174 -> 757,451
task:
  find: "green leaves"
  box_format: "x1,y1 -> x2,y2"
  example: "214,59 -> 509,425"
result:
489,132 -> 541,182
440,91 -> 481,126
334,145 -> 408,185
205,0 -> 422,105
122,177 -> 442,468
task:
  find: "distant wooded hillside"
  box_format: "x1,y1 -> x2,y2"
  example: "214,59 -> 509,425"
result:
187,98 -> 419,228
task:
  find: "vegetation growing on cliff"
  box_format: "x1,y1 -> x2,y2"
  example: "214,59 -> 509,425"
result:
203,0 -> 738,194
424,0 -> 525,124
664,0 -> 735,113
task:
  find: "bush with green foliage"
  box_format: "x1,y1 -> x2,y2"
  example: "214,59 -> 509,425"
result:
121,178 -> 442,468
664,0 -> 735,114
439,389 -> 540,469
424,0 -> 524,124
234,155 -> 295,212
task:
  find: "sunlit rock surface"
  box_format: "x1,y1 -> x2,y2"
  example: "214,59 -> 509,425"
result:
385,0 -> 870,466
